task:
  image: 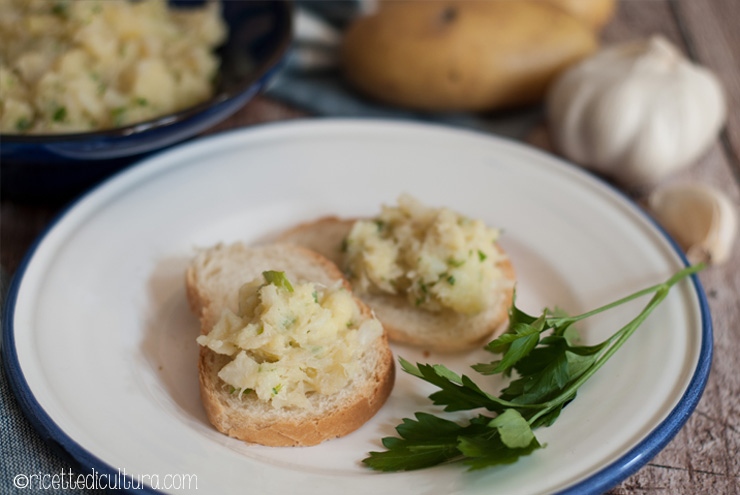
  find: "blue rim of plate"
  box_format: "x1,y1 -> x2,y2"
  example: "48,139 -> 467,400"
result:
1,119 -> 713,495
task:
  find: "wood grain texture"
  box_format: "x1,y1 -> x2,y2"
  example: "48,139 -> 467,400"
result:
673,0 -> 740,183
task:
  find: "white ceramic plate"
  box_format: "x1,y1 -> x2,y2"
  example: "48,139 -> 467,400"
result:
4,120 -> 711,495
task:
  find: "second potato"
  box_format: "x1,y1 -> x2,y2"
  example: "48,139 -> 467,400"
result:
341,1 -> 599,112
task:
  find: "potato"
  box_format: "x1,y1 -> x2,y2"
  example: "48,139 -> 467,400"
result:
541,0 -> 617,30
341,1 -> 599,112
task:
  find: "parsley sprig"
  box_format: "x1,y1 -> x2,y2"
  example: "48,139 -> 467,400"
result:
363,263 -> 704,472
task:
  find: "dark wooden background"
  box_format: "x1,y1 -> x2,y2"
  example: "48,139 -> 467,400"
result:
2,1 -> 738,493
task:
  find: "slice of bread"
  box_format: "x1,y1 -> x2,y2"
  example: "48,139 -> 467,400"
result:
279,217 -> 516,352
186,243 -> 395,446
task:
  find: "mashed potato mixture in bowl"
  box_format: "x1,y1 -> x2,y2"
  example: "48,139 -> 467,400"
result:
0,0 -> 291,197
1,0 -> 227,134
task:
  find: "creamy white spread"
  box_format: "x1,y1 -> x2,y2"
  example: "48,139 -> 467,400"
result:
344,194 -> 508,314
197,271 -> 383,410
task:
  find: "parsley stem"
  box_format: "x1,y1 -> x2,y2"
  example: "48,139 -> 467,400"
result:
527,263 -> 702,425
547,263 -> 704,326
528,289 -> 667,425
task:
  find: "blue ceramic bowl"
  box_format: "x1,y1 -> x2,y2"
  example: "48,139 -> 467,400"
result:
1,0 -> 292,199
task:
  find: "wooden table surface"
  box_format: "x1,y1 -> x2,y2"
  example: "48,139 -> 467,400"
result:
2,1 -> 738,493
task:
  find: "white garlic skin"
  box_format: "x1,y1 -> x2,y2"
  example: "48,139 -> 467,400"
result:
649,183 -> 738,265
547,36 -> 726,186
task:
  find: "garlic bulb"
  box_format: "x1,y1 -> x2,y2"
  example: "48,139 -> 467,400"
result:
547,36 -> 726,187
649,183 -> 738,265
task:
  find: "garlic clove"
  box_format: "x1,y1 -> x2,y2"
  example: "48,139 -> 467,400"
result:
648,183 -> 738,265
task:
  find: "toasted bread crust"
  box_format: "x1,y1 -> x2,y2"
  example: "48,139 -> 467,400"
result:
187,243 -> 395,446
198,344 -> 395,446
276,216 -> 350,267
279,217 -> 516,352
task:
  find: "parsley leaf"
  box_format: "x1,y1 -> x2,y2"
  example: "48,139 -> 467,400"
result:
475,316 -> 545,375
364,263 -> 704,472
362,413 -> 473,471
400,358 -> 506,413
52,106 -> 67,122
262,270 -> 294,293
488,409 -> 535,448
362,412 -> 541,472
